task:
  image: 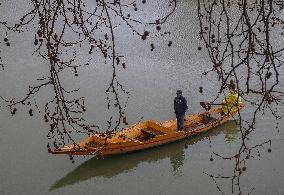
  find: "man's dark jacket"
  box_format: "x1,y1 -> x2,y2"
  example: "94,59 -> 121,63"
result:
174,96 -> 188,115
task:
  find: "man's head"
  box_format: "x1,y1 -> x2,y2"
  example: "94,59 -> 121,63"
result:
228,80 -> 236,91
177,90 -> 182,97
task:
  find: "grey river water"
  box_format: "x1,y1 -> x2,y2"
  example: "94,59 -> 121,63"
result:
0,0 -> 284,195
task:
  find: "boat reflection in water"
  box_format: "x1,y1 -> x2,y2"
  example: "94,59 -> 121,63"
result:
50,120 -> 238,191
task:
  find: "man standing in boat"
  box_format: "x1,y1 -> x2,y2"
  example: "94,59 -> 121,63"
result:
222,80 -> 242,115
174,90 -> 188,131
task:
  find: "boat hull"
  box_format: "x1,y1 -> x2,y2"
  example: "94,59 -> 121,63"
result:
50,104 -> 244,156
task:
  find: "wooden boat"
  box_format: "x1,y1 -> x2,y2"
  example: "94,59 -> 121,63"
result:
49,103 -> 244,156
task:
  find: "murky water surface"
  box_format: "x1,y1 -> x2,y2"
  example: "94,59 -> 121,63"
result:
0,1 -> 283,195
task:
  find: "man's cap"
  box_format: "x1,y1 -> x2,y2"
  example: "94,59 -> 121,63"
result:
177,90 -> 182,94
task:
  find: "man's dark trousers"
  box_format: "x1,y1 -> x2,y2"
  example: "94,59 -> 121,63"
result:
176,113 -> 185,130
